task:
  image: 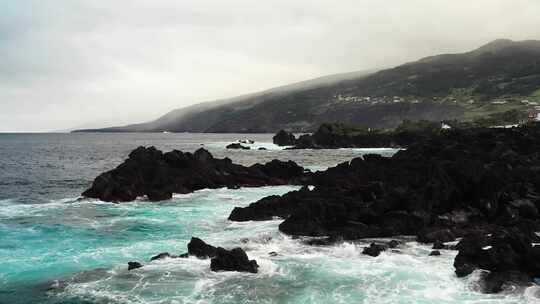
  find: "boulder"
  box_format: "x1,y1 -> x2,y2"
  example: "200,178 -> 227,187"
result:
187,237 -> 218,258
144,238 -> 259,274
210,247 -> 259,273
128,261 -> 143,271
388,240 -> 400,248
362,243 -> 388,257
272,130 -> 296,146
226,143 -> 250,150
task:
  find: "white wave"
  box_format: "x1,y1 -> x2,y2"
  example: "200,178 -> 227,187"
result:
0,199 -> 75,218
205,141 -> 290,151
342,147 -> 403,152
7,186 -> 538,304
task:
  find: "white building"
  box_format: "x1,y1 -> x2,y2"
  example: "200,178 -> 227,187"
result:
441,123 -> 451,130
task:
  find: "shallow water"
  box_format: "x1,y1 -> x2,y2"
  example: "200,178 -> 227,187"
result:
0,133 -> 538,303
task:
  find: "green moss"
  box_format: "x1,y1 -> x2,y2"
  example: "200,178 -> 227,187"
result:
532,88 -> 540,97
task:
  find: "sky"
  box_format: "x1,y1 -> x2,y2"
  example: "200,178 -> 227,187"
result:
1,0 -> 540,132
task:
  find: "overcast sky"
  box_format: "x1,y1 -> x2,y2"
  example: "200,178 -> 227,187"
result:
1,0 -> 540,132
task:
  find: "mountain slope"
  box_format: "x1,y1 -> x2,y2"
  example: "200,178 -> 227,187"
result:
73,70 -> 373,133
75,39 -> 540,133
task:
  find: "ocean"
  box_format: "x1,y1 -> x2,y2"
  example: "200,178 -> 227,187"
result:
0,133 -> 538,304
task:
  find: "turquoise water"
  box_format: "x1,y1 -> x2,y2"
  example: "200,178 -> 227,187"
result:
2,186 -> 539,304
1,133 -> 539,303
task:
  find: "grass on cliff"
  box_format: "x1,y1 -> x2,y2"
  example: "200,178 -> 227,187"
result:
459,103 -> 527,122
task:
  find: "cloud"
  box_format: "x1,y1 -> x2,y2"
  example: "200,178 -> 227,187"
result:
0,0 -> 539,131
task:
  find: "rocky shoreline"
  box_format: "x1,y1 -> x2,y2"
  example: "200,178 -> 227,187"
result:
240,123 -> 540,292
83,123 -> 540,293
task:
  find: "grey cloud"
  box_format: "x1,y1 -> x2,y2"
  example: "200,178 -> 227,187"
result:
0,0 -> 539,131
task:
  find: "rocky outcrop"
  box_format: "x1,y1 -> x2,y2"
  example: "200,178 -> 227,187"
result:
127,238 -> 258,273
210,247 -> 259,273
127,261 -> 143,271
226,143 -> 250,150
362,243 -> 388,257
273,130 -> 296,146
82,147 -> 311,202
187,237 -> 218,258
453,228 -> 540,293
183,237 -> 258,273
229,123 -> 540,291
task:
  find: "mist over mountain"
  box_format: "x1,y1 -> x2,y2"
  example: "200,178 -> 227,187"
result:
75,39 -> 540,133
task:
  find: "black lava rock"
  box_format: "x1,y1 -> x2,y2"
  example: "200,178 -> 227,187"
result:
453,228 -> 540,293
82,147 -> 311,202
187,237 -> 218,258
272,130 -> 296,146
226,143 -> 250,150
210,247 -> 259,273
128,261 -> 143,271
362,243 -> 388,257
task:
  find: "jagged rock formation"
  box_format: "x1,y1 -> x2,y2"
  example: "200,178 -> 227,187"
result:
128,237 -> 258,273
127,262 -> 142,271
184,237 -> 259,273
273,130 -> 297,146
454,228 -> 540,293
230,123 -> 540,291
82,147 -> 310,202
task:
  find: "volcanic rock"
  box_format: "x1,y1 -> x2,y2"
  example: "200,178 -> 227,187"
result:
226,143 -> 250,150
272,130 -> 296,146
362,243 -> 388,257
82,147 -> 311,202
128,261 -> 143,271
210,247 -> 259,273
